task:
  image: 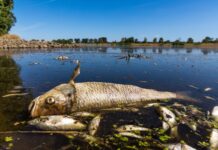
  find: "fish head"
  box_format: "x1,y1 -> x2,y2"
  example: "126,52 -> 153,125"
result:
28,84 -> 75,118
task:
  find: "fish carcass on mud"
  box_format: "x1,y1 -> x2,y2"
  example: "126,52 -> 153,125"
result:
28,61 -> 194,118
28,115 -> 86,131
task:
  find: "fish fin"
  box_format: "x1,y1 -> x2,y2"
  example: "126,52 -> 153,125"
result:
176,91 -> 198,103
69,60 -> 80,84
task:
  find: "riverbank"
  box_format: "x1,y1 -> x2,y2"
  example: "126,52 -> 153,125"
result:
1,35 -> 218,49
0,35 -> 78,49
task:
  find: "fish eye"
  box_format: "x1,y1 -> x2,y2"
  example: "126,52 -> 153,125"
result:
45,97 -> 55,105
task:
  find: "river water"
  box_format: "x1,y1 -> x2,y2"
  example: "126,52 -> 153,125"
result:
0,47 -> 218,149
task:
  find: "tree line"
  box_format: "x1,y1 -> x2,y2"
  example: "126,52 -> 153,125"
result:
52,36 -> 218,44
0,0 -> 16,35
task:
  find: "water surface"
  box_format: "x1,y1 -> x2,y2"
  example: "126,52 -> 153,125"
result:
0,47 -> 218,149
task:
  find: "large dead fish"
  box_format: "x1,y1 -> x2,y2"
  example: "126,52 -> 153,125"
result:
29,61 -> 195,118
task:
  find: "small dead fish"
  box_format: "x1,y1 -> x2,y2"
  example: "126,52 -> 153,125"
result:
116,125 -> 151,132
157,106 -> 177,128
212,106 -> 218,122
13,85 -> 24,90
138,80 -> 148,83
210,129 -> 218,150
56,56 -> 69,60
72,112 -> 96,118
204,87 -> 212,92
188,85 -> 199,90
204,96 -> 216,101
88,115 -> 101,136
119,132 -> 143,139
28,115 -> 86,131
167,143 -> 196,150
8,90 -> 22,94
2,93 -> 29,98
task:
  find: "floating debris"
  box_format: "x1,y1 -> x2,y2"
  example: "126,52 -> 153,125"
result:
88,115 -> 101,136
28,115 -> 86,131
116,125 -> 151,132
210,129 -> 218,150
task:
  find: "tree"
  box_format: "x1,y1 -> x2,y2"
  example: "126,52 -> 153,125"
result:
153,38 -> 157,43
143,37 -> 147,43
134,38 -> 139,43
74,39 -> 80,43
202,36 -> 213,43
0,0 -> 16,35
187,38 -> 194,43
215,38 -> 218,43
159,37 -> 164,43
98,37 -> 107,43
81,38 -> 89,43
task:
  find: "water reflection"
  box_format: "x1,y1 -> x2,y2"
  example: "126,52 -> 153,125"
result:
0,56 -> 32,131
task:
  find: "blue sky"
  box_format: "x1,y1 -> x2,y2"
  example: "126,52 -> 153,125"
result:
10,0 -> 218,41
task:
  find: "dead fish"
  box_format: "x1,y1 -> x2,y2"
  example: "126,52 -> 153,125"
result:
8,90 -> 22,94
212,106 -> 218,122
119,132 -> 143,139
72,112 -> 96,118
157,106 -> 177,128
88,115 -> 101,136
210,129 -> 218,150
204,96 -> 216,101
116,125 -> 151,132
28,115 -> 86,131
56,56 -> 69,60
188,85 -> 199,90
13,85 -> 24,90
28,61 -> 196,118
2,93 -> 29,98
167,143 -> 196,150
204,87 -> 212,92
162,121 -> 170,131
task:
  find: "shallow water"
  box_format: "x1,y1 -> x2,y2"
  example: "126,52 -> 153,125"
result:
0,47 -> 218,149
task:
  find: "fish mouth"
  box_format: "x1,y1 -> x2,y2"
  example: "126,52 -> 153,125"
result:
28,96 -> 40,118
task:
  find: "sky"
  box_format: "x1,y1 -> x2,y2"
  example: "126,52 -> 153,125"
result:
10,0 -> 218,41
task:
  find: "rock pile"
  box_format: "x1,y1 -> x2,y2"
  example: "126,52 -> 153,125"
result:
0,36 -> 78,49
